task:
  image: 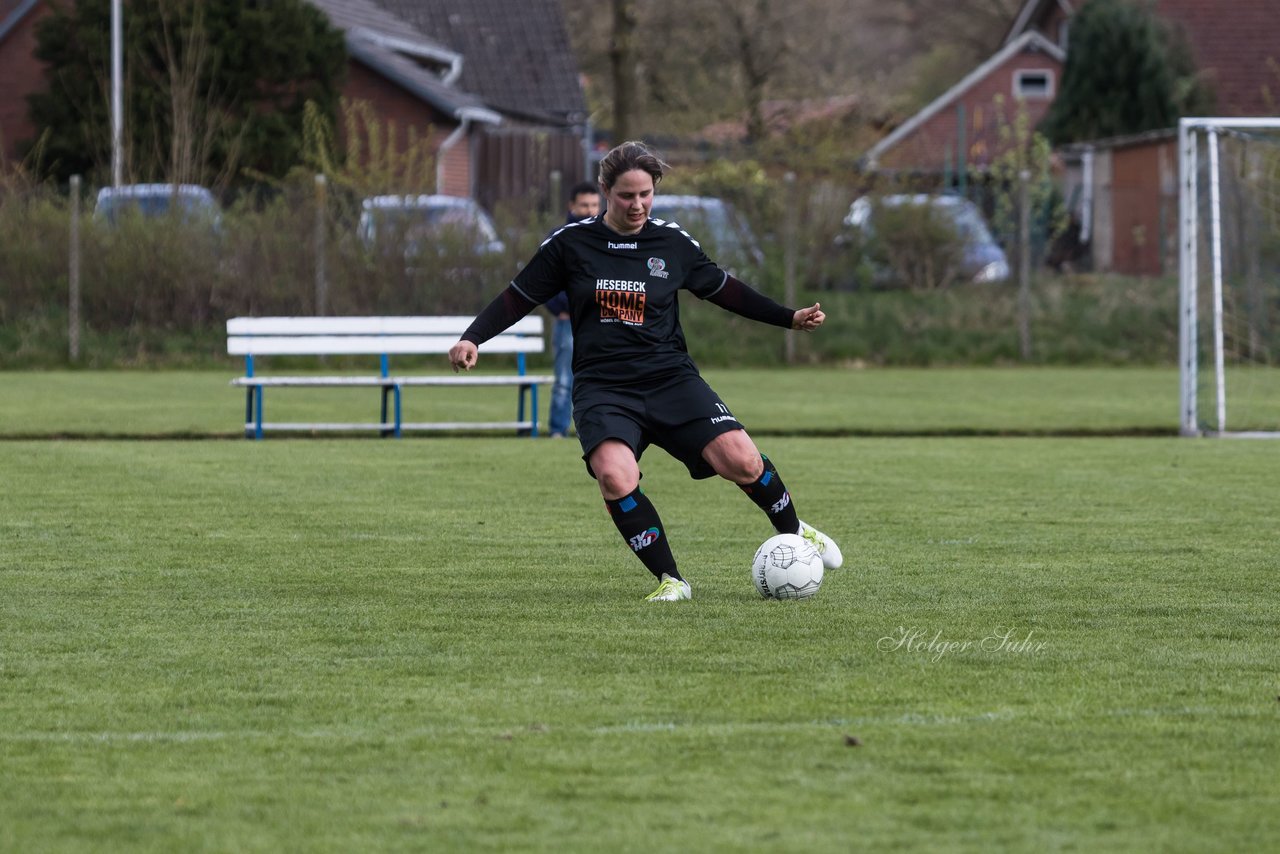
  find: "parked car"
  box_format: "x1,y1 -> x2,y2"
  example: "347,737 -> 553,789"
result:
358,194 -> 505,258
649,194 -> 765,272
93,183 -> 222,230
842,194 -> 1010,286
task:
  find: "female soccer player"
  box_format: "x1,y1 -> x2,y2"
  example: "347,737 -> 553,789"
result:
449,141 -> 842,601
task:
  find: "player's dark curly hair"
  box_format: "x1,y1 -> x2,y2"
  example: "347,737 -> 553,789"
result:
598,140 -> 669,191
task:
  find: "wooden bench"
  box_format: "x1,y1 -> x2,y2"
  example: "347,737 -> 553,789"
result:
227,316 -> 553,439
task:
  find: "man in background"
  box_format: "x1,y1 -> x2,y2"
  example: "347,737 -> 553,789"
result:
545,181 -> 601,437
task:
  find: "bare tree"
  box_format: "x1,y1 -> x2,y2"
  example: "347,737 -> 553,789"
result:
868,0 -> 1021,67
560,0 -> 983,140
150,0 -> 242,190
609,0 -> 639,141
715,0 -> 789,144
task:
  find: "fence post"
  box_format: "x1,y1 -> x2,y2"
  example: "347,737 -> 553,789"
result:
549,169 -> 562,219
69,175 -> 82,362
1018,169 -> 1032,361
783,171 -> 798,365
315,173 -> 328,315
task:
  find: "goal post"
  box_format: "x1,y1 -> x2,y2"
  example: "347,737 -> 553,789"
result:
1179,117 -> 1280,437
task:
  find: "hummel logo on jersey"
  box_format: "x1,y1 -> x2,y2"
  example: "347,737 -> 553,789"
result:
647,257 -> 669,279
771,492 -> 792,514
629,527 -> 661,551
709,402 -> 736,425
608,241 -> 638,250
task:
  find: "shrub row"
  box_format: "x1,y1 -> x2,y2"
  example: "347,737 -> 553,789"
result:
0,182 -> 1178,368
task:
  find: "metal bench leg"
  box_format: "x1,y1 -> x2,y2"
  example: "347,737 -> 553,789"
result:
244,388 -> 254,439
514,383 -> 539,437
394,386 -> 403,438
254,386 -> 264,440
380,385 -> 391,437
531,383 -> 540,438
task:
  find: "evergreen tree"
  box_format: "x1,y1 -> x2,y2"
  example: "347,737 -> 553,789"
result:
23,0 -> 346,187
1040,0 -> 1211,145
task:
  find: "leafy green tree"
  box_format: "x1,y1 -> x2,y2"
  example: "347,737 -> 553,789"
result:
1040,0 -> 1212,145
24,0 -> 346,187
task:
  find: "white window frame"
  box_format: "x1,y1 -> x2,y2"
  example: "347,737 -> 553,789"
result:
1013,69 -> 1055,100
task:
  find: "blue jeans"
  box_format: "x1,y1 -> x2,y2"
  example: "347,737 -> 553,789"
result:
549,317 -> 573,435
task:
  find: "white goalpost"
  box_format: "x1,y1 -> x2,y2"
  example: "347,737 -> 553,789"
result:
1179,118 -> 1280,437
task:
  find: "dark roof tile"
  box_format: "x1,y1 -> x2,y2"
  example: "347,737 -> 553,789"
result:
373,0 -> 586,125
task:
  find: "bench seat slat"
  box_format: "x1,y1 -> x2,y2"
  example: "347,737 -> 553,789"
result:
227,316 -> 544,336
232,375 -> 555,387
228,334 -> 542,356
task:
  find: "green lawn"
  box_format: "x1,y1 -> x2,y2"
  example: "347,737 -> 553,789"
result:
0,366 -> 1186,437
1,436 -> 1276,851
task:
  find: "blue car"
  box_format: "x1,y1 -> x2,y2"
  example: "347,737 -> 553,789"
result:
93,184 -> 222,231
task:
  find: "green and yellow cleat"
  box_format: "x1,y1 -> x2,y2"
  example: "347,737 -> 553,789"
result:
645,574 -> 692,602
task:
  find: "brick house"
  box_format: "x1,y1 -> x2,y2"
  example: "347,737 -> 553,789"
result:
867,0 -> 1280,275
1006,0 -> 1280,118
1018,0 -> 1280,275
368,0 -> 590,213
1058,129 -> 1180,276
0,0 -> 47,166
0,0 -> 587,209
863,30 -> 1065,174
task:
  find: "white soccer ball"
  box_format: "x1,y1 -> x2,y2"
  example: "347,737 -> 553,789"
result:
752,533 -> 824,599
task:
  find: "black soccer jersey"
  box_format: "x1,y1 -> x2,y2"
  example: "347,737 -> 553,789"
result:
510,216 -> 728,385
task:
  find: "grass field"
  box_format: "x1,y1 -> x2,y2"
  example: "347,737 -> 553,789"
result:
2,425 -> 1277,851
0,366 -> 1189,438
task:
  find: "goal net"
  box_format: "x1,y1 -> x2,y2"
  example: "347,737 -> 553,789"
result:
1179,118 -> 1280,437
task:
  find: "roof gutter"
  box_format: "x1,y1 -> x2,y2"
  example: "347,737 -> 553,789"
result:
436,107 -> 502,195
350,27 -> 464,84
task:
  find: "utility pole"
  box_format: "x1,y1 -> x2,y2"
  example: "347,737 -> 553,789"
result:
111,0 -> 123,187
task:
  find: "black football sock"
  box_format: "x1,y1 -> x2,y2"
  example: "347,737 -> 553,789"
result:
605,487 -> 682,581
738,454 -> 801,535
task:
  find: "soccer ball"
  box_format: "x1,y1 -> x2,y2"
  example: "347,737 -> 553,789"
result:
752,533 -> 824,599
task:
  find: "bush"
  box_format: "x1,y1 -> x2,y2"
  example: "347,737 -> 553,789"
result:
0,178 -> 1179,368
862,201 -> 967,290
680,274 -> 1179,367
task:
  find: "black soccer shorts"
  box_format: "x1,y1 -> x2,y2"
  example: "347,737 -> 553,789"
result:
573,371 -> 745,480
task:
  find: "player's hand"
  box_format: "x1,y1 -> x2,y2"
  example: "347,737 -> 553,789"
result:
792,302 -> 825,331
449,340 -> 478,372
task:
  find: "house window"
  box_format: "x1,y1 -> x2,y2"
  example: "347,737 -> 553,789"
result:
1014,70 -> 1054,100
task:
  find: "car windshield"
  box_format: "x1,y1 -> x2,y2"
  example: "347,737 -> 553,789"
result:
362,205 -> 498,244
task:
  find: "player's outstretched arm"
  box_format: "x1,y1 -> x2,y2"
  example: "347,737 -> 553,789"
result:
792,303 -> 825,331
449,285 -> 539,372
706,275 -> 795,329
